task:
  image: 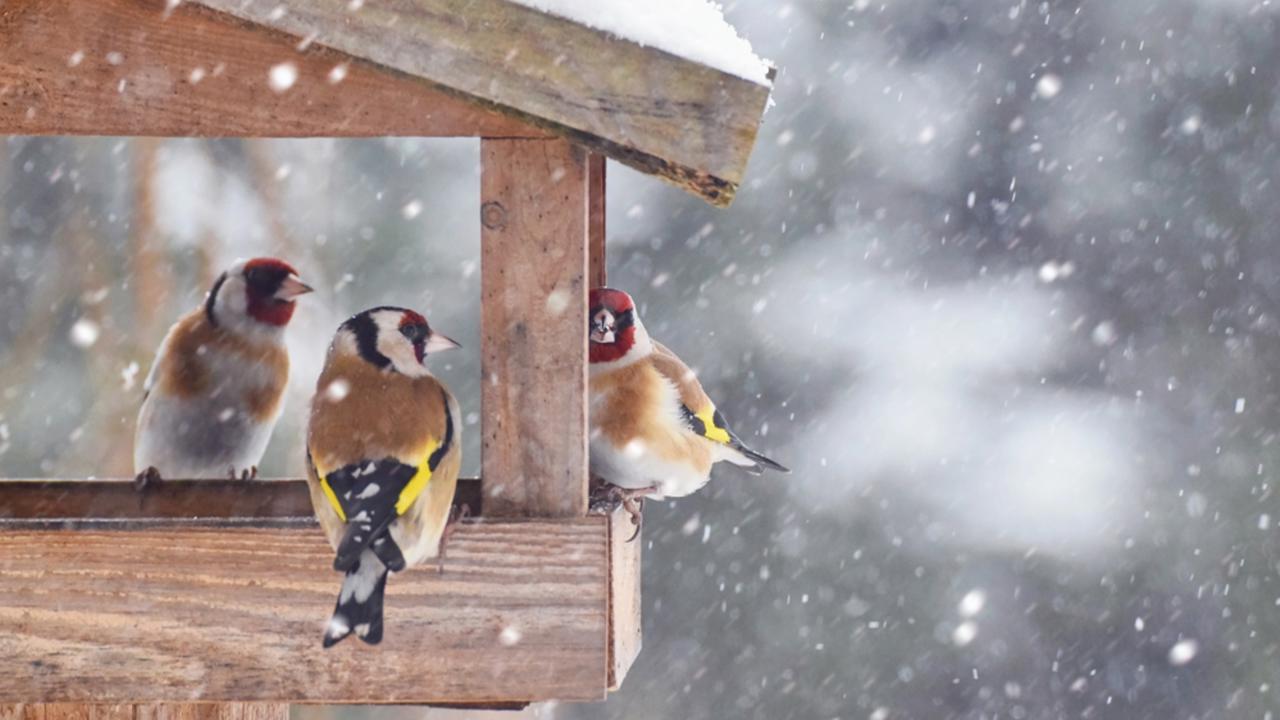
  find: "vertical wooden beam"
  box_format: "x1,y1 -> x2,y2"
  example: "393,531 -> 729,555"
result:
606,509 -> 642,690
0,707 -> 286,720
587,154 -> 608,288
480,138 -> 590,517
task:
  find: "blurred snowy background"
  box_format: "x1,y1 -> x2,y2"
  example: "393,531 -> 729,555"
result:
3,0 -> 1279,718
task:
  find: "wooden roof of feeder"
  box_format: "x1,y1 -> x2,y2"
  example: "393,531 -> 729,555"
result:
0,0 -> 774,205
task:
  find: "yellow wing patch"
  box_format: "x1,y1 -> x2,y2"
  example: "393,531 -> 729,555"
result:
694,407 -> 732,444
319,476 -> 348,522
395,437 -> 442,516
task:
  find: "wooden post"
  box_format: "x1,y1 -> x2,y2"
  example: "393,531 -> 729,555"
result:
588,154 -> 607,288
480,138 -> 590,517
0,704 -> 287,720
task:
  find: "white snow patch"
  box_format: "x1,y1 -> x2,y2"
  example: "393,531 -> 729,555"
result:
623,438 -> 647,459
121,361 -> 141,391
1091,321 -> 1118,347
958,589 -> 985,617
1168,638 -> 1198,666
328,63 -> 349,84
952,621 -> 977,646
510,0 -> 771,85
545,288 -> 571,316
1035,74 -> 1062,99
268,62 -> 298,92
325,378 -> 351,402
70,318 -> 100,348
499,625 -> 522,646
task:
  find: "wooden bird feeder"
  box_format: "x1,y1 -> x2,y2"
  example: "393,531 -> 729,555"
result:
0,0 -> 772,716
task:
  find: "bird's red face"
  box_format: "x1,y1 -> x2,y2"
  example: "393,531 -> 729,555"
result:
242,258 -> 312,327
397,309 -> 432,363
588,288 -> 638,364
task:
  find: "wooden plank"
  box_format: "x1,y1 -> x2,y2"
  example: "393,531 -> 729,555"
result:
194,0 -> 773,206
0,705 -> 287,720
0,479 -> 481,527
480,138 -> 589,518
135,704 -> 287,720
0,0 -> 546,138
0,521 -> 608,703
606,508 -> 642,691
588,154 -> 607,288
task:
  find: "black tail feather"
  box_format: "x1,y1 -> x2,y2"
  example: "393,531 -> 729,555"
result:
735,443 -> 790,474
323,550 -> 388,648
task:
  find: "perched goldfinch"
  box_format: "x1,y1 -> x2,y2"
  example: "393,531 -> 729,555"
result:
305,306 -> 462,647
588,288 -> 788,529
134,257 -> 312,485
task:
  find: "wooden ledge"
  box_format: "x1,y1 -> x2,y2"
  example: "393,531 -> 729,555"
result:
0,478 -> 480,529
0,480 -> 641,704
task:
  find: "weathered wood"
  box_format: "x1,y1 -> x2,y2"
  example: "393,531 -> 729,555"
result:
0,479 -> 481,527
606,509 -> 642,691
588,154 -> 607,288
480,138 -> 589,518
0,0 -> 545,138
0,521 -> 608,703
0,705 -> 287,720
194,0 -> 772,205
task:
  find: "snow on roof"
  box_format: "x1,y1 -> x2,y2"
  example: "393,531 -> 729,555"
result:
512,0 -> 772,85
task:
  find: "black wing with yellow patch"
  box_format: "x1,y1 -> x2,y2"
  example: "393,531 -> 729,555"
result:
679,403 -> 790,474
679,404 -> 736,446
319,389 -> 456,572
322,459 -> 416,572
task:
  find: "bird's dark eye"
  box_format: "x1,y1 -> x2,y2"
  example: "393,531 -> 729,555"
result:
400,324 -> 426,343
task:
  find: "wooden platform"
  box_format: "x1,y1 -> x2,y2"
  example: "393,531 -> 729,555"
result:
0,479 -> 640,705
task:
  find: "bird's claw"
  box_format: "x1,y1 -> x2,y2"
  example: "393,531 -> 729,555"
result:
134,466 -> 162,493
436,503 -> 472,574
623,496 -> 644,543
590,483 -> 654,543
228,466 -> 258,481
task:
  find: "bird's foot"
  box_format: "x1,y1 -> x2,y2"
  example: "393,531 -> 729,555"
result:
590,484 -> 657,542
228,466 -> 258,480
622,495 -> 645,543
436,503 -> 472,574
133,466 -> 162,493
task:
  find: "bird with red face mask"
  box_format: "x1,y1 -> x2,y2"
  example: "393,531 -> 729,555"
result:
133,257 -> 313,486
588,287 -> 788,535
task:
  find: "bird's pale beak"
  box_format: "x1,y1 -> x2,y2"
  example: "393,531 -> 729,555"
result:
275,275 -> 314,300
425,332 -> 462,353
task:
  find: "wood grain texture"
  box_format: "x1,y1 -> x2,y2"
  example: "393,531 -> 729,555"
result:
193,0 -> 772,205
606,509 -> 642,691
0,705 -> 287,720
588,154 -> 607,288
0,521 -> 607,703
0,0 -> 544,138
480,139 -> 589,518
0,479 -> 481,527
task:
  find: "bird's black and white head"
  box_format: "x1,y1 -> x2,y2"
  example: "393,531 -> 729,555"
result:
206,257 -> 312,337
337,306 -> 460,377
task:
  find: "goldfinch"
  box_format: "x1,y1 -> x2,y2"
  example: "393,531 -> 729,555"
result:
588,288 -> 788,529
305,306 -> 462,647
134,257 -> 312,485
